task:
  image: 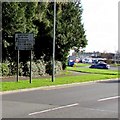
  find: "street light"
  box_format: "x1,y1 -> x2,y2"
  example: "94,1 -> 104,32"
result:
52,0 -> 56,82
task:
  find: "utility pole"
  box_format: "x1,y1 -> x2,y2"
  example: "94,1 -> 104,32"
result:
52,0 -> 56,82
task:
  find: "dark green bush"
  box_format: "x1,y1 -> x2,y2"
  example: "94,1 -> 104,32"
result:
1,63 -> 9,76
1,60 -> 63,77
26,60 -> 46,77
8,62 -> 17,75
46,61 -> 53,75
46,61 -> 63,75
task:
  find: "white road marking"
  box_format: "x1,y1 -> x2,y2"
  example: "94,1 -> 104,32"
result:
98,96 -> 120,102
29,103 -> 79,116
85,107 -> 117,113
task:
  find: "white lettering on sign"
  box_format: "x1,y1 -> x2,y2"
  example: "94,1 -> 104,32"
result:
15,33 -> 34,50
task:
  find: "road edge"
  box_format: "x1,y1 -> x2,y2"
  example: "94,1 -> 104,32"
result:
1,78 -> 119,95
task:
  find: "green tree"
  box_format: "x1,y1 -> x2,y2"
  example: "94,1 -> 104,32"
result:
2,2 -> 26,62
55,2 -> 87,69
2,2 -> 38,62
2,1 -> 87,70
33,2 -> 53,61
34,2 -> 87,69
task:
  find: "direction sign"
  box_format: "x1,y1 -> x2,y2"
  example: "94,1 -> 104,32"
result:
15,33 -> 34,50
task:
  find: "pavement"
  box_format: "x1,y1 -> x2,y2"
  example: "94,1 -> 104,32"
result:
1,79 -> 120,118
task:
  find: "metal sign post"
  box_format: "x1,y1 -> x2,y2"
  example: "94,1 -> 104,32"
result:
17,50 -> 19,82
15,33 -> 34,83
30,50 -> 32,83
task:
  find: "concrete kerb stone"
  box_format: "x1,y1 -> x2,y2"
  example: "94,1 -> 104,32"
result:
1,78 -> 119,95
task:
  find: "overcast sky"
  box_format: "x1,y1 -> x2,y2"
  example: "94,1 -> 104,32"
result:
81,0 -> 118,53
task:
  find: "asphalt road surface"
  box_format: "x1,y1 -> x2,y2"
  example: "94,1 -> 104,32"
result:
2,79 -> 120,118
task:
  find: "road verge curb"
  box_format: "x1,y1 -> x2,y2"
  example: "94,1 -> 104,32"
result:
1,78 -> 119,95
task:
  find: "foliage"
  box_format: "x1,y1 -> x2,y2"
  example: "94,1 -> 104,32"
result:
1,60 -> 63,77
46,60 -> 63,75
56,2 -> 87,69
26,60 -> 46,76
2,2 -> 87,73
2,2 -> 38,62
1,63 -> 9,76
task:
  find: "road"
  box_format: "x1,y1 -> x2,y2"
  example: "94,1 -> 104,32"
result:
109,66 -> 120,71
2,79 -> 119,118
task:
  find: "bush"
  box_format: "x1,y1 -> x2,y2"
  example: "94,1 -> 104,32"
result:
46,61 -> 63,75
1,60 -> 63,77
1,63 -> 9,76
106,59 -> 112,64
8,62 -> 17,75
36,60 -> 46,76
26,60 -> 46,77
55,61 -> 63,74
45,61 -> 53,75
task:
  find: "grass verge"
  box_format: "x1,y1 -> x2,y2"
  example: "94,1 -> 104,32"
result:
74,63 -> 90,67
2,73 -> 118,91
66,67 -> 118,75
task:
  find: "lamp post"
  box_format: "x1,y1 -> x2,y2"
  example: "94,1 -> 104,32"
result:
52,0 -> 56,82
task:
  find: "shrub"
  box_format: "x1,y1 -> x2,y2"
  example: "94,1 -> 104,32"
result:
1,63 -> 9,76
26,60 -> 46,77
45,61 -> 52,75
1,60 -> 63,77
106,59 -> 112,64
36,60 -> 46,76
46,61 -> 63,75
8,62 -> 17,75
55,61 -> 63,74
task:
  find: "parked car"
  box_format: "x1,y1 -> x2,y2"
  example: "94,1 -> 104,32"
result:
68,60 -> 75,67
75,58 -> 80,63
89,62 -> 110,69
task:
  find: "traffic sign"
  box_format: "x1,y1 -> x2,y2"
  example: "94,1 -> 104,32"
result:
15,33 -> 34,50
15,33 -> 34,83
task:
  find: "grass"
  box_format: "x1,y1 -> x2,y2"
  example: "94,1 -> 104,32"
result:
111,63 -> 120,67
66,66 -> 118,75
2,73 -> 118,91
1,66 -> 119,91
74,63 -> 90,67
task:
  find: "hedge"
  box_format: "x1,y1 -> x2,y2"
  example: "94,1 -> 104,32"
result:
1,60 -> 63,77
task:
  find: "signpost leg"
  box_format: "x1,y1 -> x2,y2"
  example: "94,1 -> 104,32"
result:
17,50 -> 19,82
30,50 -> 32,83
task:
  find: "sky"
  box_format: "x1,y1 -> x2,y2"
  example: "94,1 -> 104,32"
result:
81,0 -> 118,53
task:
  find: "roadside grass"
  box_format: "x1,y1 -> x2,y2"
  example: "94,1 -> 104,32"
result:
66,67 -> 118,75
111,64 -> 120,67
73,63 -> 90,67
2,73 -> 118,91
1,66 -> 119,91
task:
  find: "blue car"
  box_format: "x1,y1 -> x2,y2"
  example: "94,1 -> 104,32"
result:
68,60 -> 75,67
89,63 -> 110,69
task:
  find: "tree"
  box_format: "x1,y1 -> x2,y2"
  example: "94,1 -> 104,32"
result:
33,2 -> 53,61
2,2 -> 38,62
2,2 -> 26,62
55,2 -> 87,68
2,1 -> 87,70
